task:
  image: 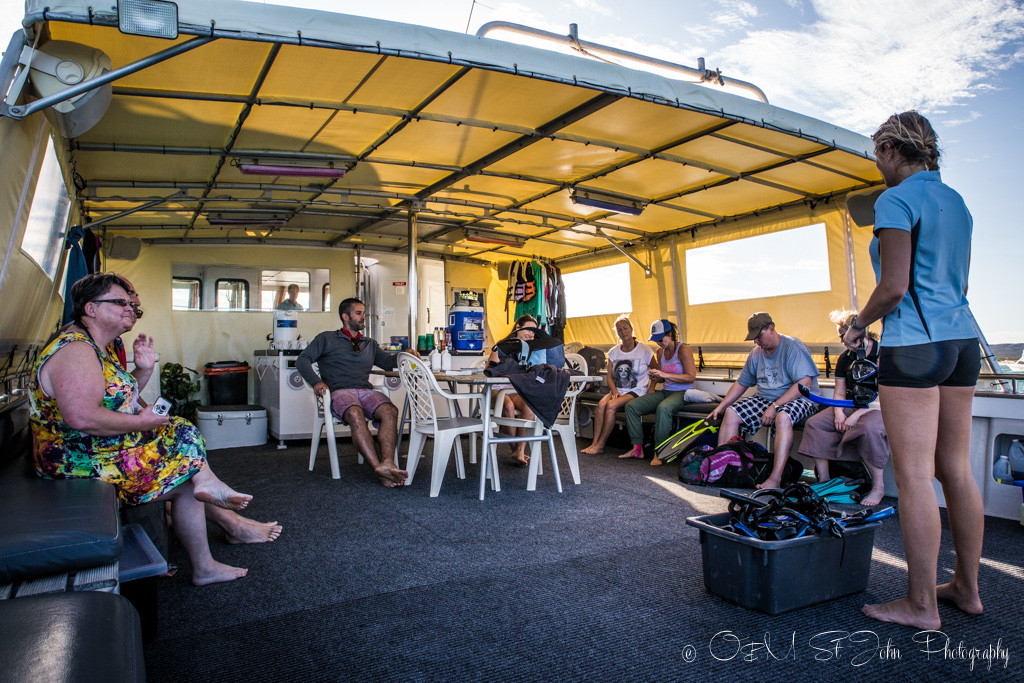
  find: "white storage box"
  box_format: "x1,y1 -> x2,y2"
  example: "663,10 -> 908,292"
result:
196,405 -> 268,450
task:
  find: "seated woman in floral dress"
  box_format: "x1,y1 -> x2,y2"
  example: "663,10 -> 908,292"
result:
30,273 -> 250,585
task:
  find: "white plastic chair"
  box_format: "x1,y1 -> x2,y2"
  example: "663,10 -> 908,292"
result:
523,353 -> 588,489
308,369 -> 387,479
398,352 -> 494,497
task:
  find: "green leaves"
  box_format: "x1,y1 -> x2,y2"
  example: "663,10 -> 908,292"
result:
160,362 -> 201,423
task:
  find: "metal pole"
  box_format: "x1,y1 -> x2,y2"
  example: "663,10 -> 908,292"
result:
407,205 -> 420,345
669,237 -> 684,338
968,309 -> 1008,392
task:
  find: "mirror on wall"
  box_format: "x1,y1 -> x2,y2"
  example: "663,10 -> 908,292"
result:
171,264 -> 330,311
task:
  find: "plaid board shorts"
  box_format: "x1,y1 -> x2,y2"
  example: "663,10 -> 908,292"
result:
330,389 -> 393,424
730,394 -> 820,436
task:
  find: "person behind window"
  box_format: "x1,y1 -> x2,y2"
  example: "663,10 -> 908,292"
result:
622,319 -> 717,465
798,309 -> 889,506
843,111 -> 983,630
581,315 -> 653,456
31,273 -> 251,585
277,283 -> 304,311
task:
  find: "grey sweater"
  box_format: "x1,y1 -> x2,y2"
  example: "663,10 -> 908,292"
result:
296,330 -> 398,391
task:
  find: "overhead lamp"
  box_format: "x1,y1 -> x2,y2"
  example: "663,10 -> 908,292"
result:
461,229 -> 526,248
570,188 -> 645,216
118,0 -> 179,40
236,161 -> 346,178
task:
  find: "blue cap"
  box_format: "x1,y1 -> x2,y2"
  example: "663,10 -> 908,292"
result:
649,319 -> 675,342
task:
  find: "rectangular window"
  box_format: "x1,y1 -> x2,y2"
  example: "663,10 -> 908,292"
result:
685,224 -> 832,305
260,269 -> 310,311
562,263 -> 632,318
172,277 -> 202,310
322,283 -> 331,312
216,279 -> 249,310
20,139 -> 71,279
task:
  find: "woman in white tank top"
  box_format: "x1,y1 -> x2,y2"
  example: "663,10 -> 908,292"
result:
581,315 -> 654,455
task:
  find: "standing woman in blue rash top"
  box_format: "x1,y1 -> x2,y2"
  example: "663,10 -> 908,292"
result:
843,111 -> 983,630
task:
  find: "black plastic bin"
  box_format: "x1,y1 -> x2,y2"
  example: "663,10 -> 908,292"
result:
686,511 -> 880,614
204,361 -> 249,405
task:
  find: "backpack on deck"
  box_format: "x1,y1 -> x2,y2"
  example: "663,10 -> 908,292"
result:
678,438 -> 803,488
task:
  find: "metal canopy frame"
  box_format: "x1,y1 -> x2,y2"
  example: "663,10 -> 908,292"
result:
4,1 -> 883,266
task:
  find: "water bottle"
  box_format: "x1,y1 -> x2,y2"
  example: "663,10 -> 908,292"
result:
1008,439 -> 1024,481
441,345 -> 452,371
429,346 -> 441,371
994,455 -> 1012,484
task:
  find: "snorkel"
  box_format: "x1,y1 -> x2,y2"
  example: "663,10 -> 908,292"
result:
798,348 -> 879,409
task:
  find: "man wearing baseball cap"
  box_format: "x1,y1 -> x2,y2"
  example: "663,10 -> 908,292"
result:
708,312 -> 821,489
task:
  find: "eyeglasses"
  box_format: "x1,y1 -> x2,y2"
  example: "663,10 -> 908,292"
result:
92,298 -> 132,308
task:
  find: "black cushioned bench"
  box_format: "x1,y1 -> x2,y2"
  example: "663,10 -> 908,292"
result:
0,398 -> 151,679
0,591 -> 145,682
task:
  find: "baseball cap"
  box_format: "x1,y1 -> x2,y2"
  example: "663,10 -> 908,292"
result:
648,318 -> 675,342
744,312 -> 774,341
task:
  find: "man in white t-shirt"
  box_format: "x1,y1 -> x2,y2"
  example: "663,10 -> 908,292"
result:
709,312 -> 820,489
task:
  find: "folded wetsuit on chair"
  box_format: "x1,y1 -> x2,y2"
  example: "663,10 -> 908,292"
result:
485,359 -> 570,427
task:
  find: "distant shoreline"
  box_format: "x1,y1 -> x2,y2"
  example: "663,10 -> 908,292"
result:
990,343 -> 1024,361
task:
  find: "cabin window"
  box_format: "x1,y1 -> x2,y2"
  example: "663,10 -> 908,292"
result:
260,270 -> 310,310
216,279 -> 249,310
684,224 -> 831,305
172,278 -> 203,310
322,283 -> 331,312
20,139 -> 71,279
562,263 -> 632,318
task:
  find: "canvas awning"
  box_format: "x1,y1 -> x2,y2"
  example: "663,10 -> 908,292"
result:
12,0 -> 882,265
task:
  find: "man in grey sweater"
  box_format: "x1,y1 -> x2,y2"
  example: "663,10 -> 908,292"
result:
297,297 -> 407,487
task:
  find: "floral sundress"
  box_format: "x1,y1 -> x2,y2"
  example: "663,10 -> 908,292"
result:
30,330 -> 206,505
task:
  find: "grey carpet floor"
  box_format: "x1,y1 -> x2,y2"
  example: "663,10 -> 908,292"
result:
143,437 -> 1023,682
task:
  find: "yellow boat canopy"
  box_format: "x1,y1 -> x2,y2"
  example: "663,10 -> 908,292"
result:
15,0 -> 881,267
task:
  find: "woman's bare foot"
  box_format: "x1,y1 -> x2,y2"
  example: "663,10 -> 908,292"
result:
225,518 -> 283,544
618,445 -> 643,459
650,457 -> 663,467
374,463 -> 408,487
581,444 -> 604,455
192,561 -> 248,586
511,452 -> 530,466
937,581 -> 984,615
193,481 -> 252,511
860,487 -> 886,507
756,477 -> 782,490
862,597 -> 940,630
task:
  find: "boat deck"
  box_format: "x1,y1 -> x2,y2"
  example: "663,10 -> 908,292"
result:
143,437 -> 1022,681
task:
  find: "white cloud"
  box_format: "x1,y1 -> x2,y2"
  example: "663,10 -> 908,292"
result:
715,1 -> 759,31
710,0 -> 1024,133
566,0 -> 614,18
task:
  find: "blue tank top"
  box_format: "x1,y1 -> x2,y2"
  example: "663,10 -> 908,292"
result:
661,343 -> 693,392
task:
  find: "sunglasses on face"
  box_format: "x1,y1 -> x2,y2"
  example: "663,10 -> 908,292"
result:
92,298 -> 132,308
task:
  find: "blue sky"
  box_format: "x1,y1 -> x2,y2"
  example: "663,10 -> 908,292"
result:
4,0 -> 1022,341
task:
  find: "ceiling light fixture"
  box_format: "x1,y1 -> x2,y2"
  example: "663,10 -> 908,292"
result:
118,0 -> 179,40
462,229 -> 526,248
236,161 -> 346,178
207,212 -> 289,226
570,188 -> 645,216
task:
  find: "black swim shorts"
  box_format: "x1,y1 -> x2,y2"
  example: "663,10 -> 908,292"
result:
878,338 -> 981,388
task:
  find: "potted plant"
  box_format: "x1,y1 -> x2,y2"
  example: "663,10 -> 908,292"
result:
159,362 -> 201,423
